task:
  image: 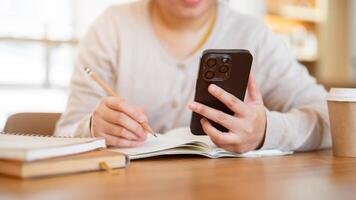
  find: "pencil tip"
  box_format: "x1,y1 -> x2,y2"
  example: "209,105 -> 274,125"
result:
84,67 -> 92,75
149,130 -> 158,138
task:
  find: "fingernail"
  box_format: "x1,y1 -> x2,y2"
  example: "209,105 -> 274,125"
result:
188,102 -> 198,110
139,127 -> 146,135
210,84 -> 218,92
138,115 -> 147,123
200,118 -> 206,123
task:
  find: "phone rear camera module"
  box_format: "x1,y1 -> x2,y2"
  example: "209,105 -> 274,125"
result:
219,65 -> 229,73
206,58 -> 217,67
204,71 -> 215,80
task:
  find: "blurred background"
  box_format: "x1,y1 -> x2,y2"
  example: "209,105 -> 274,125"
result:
0,0 -> 355,130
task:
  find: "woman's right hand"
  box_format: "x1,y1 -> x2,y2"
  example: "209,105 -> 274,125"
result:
91,97 -> 148,147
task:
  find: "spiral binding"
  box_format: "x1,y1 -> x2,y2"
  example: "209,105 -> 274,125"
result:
0,132 -> 86,139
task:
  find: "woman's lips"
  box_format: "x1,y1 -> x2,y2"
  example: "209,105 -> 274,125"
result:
182,0 -> 201,6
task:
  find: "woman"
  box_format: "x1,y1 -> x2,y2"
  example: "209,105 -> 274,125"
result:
55,0 -> 331,153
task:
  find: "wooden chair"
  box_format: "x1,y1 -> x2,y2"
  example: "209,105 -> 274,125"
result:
4,112 -> 62,136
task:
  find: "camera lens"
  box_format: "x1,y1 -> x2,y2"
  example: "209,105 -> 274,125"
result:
219,65 -> 229,73
206,58 -> 217,67
204,71 -> 215,79
222,57 -> 230,64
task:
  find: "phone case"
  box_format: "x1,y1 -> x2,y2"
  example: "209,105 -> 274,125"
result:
190,49 -> 253,135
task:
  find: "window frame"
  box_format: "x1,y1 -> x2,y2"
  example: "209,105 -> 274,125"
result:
0,36 -> 78,89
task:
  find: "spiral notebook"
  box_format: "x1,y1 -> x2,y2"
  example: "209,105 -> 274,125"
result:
0,133 -> 106,161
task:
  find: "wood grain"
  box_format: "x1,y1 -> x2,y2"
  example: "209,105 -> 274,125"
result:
1,150 -> 356,200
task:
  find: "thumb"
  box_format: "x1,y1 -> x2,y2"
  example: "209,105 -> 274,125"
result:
246,73 -> 263,104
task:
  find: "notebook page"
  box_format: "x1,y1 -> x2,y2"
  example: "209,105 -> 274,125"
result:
110,127 -> 230,156
166,127 -> 214,147
0,134 -> 102,150
167,128 -> 293,158
110,127 -> 293,158
110,129 -> 196,156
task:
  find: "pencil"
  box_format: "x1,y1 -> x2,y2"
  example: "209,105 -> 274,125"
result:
84,67 -> 157,137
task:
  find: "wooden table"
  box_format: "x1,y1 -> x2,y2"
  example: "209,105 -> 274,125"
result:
1,150 -> 356,200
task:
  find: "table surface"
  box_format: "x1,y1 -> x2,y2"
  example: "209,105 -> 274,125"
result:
1,150 -> 356,200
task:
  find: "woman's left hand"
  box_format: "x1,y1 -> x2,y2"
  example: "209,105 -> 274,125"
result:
188,74 -> 266,153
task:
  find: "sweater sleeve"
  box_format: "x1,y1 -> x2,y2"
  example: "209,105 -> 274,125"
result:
254,26 -> 331,152
54,7 -> 119,138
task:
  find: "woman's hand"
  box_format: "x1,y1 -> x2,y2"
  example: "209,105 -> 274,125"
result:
91,97 -> 148,147
188,74 -> 266,153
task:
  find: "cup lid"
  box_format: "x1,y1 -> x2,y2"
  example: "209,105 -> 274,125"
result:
327,88 -> 356,102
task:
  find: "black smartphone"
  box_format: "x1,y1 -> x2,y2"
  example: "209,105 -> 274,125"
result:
190,49 -> 253,135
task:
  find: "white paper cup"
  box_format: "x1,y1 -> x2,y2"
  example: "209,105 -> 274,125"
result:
327,88 -> 356,157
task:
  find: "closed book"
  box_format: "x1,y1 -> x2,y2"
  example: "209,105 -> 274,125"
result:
0,150 -> 129,178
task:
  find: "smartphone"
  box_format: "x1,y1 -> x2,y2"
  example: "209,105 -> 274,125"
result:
190,49 -> 253,135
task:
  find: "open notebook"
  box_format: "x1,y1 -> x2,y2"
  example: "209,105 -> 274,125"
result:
0,133 -> 106,161
110,127 -> 293,159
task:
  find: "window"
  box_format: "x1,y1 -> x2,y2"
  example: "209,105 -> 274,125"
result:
0,0 -> 131,130
0,0 -> 75,88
